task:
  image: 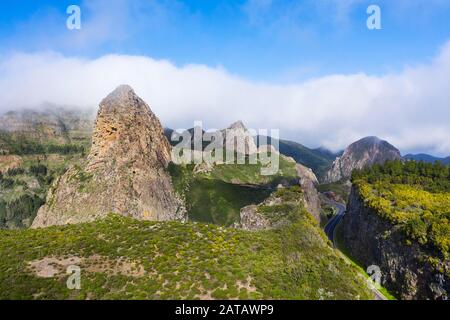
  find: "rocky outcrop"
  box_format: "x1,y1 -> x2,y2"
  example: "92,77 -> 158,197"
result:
238,204 -> 271,231
237,184 -> 315,232
32,85 -> 185,228
0,155 -> 23,173
221,121 -> 257,155
343,186 -> 449,300
295,163 -> 322,223
324,136 -> 401,183
237,193 -> 290,231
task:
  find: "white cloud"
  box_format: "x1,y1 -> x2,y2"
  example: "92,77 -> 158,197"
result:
0,42 -> 450,156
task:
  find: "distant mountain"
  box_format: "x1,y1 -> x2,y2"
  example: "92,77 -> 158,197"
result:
0,105 -> 94,143
221,120 -> 258,155
404,153 -> 450,165
256,137 -> 337,179
165,128 -> 337,178
323,136 -> 402,183
166,120 -> 258,156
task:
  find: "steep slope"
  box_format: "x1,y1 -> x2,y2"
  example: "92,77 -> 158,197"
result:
324,136 -> 401,183
256,136 -> 336,179
32,85 -> 185,227
168,152 -> 299,226
343,161 -> 450,299
0,153 -> 86,230
296,163 -> 322,222
0,196 -> 374,299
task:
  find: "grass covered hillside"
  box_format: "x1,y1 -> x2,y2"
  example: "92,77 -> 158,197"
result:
205,155 -> 298,186
0,153 -> 86,229
0,186 -> 373,300
0,129 -> 90,230
0,132 -> 87,156
0,109 -> 92,229
257,136 -> 336,179
168,155 -> 298,226
352,160 -> 450,260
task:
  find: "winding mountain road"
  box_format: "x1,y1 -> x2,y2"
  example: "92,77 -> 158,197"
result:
323,201 -> 387,300
323,202 -> 346,247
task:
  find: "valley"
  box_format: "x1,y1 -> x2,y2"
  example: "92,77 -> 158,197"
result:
0,85 -> 448,300
0,186 -> 373,300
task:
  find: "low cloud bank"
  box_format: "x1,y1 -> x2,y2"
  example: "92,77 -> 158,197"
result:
0,42 -> 450,156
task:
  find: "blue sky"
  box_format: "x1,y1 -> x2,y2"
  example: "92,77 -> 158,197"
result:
1,0 -> 450,81
0,0 -> 450,155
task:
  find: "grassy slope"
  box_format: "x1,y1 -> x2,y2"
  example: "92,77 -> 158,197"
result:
181,178 -> 271,226
206,155 -> 298,185
277,139 -> 335,179
0,154 -> 85,229
0,207 -> 373,300
169,156 -> 298,227
0,128 -> 90,229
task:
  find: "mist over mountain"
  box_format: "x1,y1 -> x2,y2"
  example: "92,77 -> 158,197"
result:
1,42 -> 450,156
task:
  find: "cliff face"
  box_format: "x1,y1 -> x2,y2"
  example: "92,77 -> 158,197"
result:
343,186 -> 449,300
221,121 -> 258,155
32,85 -> 186,228
324,137 -> 401,183
295,163 -> 322,223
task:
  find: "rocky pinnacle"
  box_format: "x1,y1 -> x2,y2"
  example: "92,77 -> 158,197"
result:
32,85 -> 186,228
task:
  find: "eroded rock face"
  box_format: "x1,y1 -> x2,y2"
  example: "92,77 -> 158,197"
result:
296,163 -> 322,223
221,121 -> 258,155
343,187 -> 449,300
32,85 -> 185,228
324,136 -> 401,183
238,204 -> 271,231
0,155 -> 23,173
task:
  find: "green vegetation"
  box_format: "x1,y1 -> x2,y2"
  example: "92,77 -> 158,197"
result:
0,200 -> 373,299
169,154 -> 299,226
0,128 -> 89,229
169,163 -> 271,226
277,139 -> 335,179
0,153 -> 85,229
322,205 -> 337,220
352,160 -> 450,259
206,155 -> 298,186
0,133 -> 86,156
257,186 -> 305,225
352,159 -> 450,193
0,163 -> 54,229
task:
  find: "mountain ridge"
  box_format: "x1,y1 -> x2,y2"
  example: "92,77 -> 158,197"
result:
404,153 -> 450,165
